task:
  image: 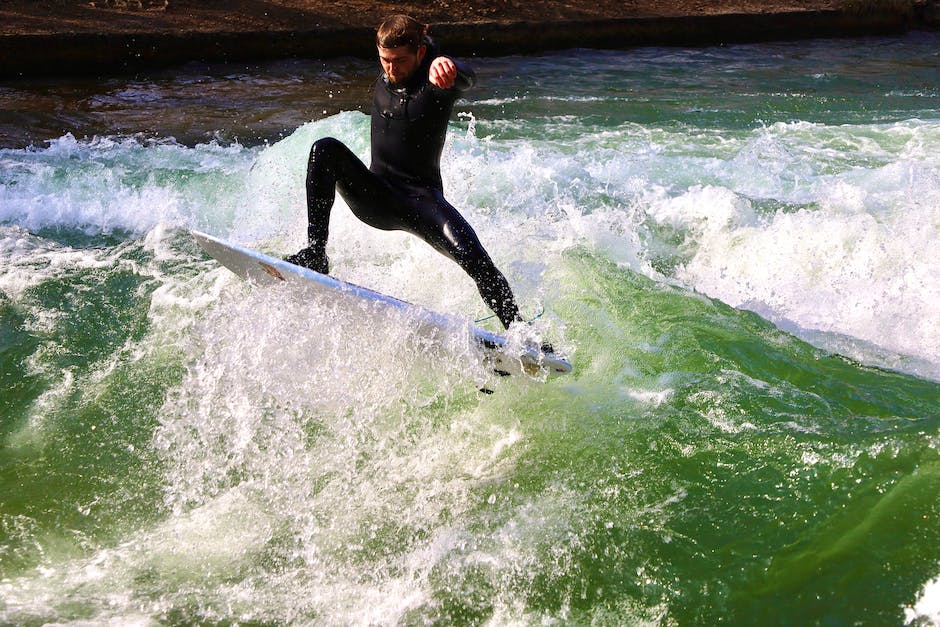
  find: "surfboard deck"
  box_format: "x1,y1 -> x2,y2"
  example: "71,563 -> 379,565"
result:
191,230 -> 573,380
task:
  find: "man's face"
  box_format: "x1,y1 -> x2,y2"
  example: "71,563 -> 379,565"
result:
378,45 -> 426,85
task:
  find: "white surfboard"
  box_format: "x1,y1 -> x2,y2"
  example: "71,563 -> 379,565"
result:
192,230 -> 573,381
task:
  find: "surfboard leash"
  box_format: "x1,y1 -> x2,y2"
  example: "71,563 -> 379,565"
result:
474,304 -> 546,325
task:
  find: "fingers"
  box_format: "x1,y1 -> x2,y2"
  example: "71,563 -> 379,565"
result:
429,57 -> 457,89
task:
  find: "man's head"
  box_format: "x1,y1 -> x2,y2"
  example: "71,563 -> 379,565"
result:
376,14 -> 427,85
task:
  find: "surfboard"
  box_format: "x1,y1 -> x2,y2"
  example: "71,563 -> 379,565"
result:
191,230 -> 573,381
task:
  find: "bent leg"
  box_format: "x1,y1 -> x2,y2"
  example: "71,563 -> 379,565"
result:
405,191 -> 522,329
293,137 -> 399,272
301,137 -> 358,271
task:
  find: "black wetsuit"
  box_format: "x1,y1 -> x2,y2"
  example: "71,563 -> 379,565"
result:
296,41 -> 522,329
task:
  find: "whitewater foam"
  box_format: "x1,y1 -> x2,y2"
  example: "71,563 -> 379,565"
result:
0,134 -> 256,236
906,572 -> 940,626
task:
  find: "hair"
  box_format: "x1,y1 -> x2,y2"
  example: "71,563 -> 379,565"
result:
376,14 -> 427,51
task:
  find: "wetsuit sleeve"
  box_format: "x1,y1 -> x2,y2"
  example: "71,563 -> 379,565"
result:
452,58 -> 476,91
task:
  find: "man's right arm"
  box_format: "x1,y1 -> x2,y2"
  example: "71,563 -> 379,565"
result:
429,56 -> 476,91
453,58 -> 476,91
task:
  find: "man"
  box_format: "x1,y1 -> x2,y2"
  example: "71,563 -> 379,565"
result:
285,14 -> 523,329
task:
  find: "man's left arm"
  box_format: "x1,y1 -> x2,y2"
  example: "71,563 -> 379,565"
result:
429,56 -> 476,91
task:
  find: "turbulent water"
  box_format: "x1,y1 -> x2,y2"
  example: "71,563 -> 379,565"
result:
2,32 -> 939,625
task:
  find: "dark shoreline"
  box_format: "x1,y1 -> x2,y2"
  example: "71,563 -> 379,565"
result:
2,5 -> 939,79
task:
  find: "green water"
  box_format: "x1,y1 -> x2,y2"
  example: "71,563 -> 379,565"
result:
1,33 -> 939,624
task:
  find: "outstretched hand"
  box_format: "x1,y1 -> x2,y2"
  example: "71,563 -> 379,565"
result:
429,56 -> 458,89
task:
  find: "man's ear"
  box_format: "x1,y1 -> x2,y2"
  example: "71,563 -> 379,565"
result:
416,45 -> 427,65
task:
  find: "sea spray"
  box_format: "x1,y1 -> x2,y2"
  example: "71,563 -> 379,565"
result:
0,134 -> 255,235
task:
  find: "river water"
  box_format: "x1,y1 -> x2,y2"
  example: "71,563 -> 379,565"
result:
1,32 -> 939,624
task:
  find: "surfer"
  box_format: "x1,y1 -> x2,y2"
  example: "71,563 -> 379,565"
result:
285,14 -> 523,329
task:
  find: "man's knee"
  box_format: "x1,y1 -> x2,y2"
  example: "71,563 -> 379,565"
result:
310,136 -> 345,162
